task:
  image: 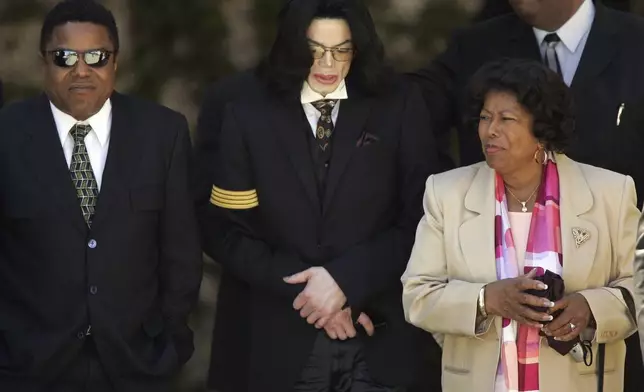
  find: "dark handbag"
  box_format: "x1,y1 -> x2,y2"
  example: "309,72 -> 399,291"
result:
523,270 -> 580,355
525,275 -> 637,392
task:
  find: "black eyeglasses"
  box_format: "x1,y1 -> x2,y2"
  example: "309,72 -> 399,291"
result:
44,49 -> 113,68
309,43 -> 354,62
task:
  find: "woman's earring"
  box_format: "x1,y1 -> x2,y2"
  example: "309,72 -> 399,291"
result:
533,148 -> 548,165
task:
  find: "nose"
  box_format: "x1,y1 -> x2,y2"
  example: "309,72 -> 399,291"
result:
319,50 -> 334,67
72,58 -> 91,78
479,118 -> 499,141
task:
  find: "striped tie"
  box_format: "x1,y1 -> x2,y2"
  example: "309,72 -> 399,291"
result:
69,124 -> 99,227
543,33 -> 562,75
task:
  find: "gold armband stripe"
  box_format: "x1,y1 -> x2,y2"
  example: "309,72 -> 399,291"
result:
210,186 -> 259,209
212,186 -> 256,197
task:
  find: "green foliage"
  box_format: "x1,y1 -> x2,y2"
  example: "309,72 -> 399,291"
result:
126,0 -> 230,102
0,0 -> 46,24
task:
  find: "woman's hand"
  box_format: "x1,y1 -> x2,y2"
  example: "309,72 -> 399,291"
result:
484,270 -> 555,328
542,293 -> 593,341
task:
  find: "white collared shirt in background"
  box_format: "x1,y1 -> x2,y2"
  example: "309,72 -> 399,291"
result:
533,0 -> 595,86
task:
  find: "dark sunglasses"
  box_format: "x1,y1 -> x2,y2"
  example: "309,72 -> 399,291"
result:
44,49 -> 113,68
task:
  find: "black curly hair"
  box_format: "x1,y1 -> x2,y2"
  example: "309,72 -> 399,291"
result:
465,58 -> 575,153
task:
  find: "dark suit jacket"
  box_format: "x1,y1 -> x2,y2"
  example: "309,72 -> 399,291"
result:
199,78 -> 442,391
194,70 -> 259,392
0,80 -> 4,109
410,1 -> 644,207
0,92 -> 202,392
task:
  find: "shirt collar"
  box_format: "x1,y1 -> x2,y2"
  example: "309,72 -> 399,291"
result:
533,0 -> 595,53
300,79 -> 349,104
50,99 -> 112,146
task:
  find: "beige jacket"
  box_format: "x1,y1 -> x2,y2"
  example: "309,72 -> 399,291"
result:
402,155 -> 638,392
635,200 -> 644,361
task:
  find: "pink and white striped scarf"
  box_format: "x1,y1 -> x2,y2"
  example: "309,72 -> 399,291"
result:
494,155 -> 563,392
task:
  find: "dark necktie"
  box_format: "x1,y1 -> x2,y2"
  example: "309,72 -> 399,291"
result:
311,99 -> 338,153
311,99 -> 338,196
69,124 -> 99,228
543,33 -> 562,75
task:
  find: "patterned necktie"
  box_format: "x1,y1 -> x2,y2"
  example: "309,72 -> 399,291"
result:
311,99 -> 338,153
69,124 -> 99,228
543,33 -> 562,75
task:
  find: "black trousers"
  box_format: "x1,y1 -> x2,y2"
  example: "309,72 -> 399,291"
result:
294,333 -> 406,392
47,338 -> 114,392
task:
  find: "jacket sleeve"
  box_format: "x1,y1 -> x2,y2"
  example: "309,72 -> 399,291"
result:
406,30 -> 466,170
579,175 -> 638,343
401,175 -> 492,338
201,103 -> 309,299
635,198 -> 644,354
159,114 -> 204,365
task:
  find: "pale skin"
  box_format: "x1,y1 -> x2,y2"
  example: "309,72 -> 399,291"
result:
284,18 -> 374,339
479,90 -> 592,341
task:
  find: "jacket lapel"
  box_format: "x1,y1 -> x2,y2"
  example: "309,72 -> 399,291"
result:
322,91 -> 372,212
556,155 -> 597,292
21,94 -> 87,233
270,96 -> 321,213
91,92 -> 142,228
571,3 -> 618,89
459,164 -> 499,284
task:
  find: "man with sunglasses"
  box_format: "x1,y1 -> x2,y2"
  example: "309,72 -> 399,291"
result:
0,1 -> 202,391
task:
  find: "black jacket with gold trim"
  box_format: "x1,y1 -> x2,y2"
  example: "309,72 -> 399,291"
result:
199,76 -> 442,391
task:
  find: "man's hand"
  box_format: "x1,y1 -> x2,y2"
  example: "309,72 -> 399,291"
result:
323,308 -> 376,340
284,267 -> 347,325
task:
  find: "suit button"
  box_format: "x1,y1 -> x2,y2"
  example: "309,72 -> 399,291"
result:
317,243 -> 321,249
88,239 -> 97,249
77,331 -> 85,340
324,163 -> 329,168
89,286 -> 98,295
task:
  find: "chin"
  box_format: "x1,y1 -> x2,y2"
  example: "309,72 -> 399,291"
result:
308,81 -> 339,96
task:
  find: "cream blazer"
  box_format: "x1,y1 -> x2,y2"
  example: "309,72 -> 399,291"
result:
402,154 -> 638,392
635,202 -> 644,360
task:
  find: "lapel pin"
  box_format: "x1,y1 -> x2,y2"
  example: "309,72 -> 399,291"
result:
572,227 -> 590,248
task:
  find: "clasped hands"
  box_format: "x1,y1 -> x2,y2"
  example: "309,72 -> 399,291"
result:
284,267 -> 374,340
484,269 -> 593,341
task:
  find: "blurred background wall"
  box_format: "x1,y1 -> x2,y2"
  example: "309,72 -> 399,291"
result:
0,0 -> 637,390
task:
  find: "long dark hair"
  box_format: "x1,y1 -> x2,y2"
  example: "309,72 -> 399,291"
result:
259,0 -> 391,98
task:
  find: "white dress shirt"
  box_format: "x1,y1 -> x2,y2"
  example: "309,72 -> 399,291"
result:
50,99 -> 112,190
533,0 -> 595,86
300,80 -> 349,135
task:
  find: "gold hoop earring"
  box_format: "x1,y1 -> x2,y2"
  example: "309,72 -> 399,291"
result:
533,148 -> 548,165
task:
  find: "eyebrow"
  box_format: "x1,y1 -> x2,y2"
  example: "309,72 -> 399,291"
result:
481,108 -> 517,115
307,39 -> 353,48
